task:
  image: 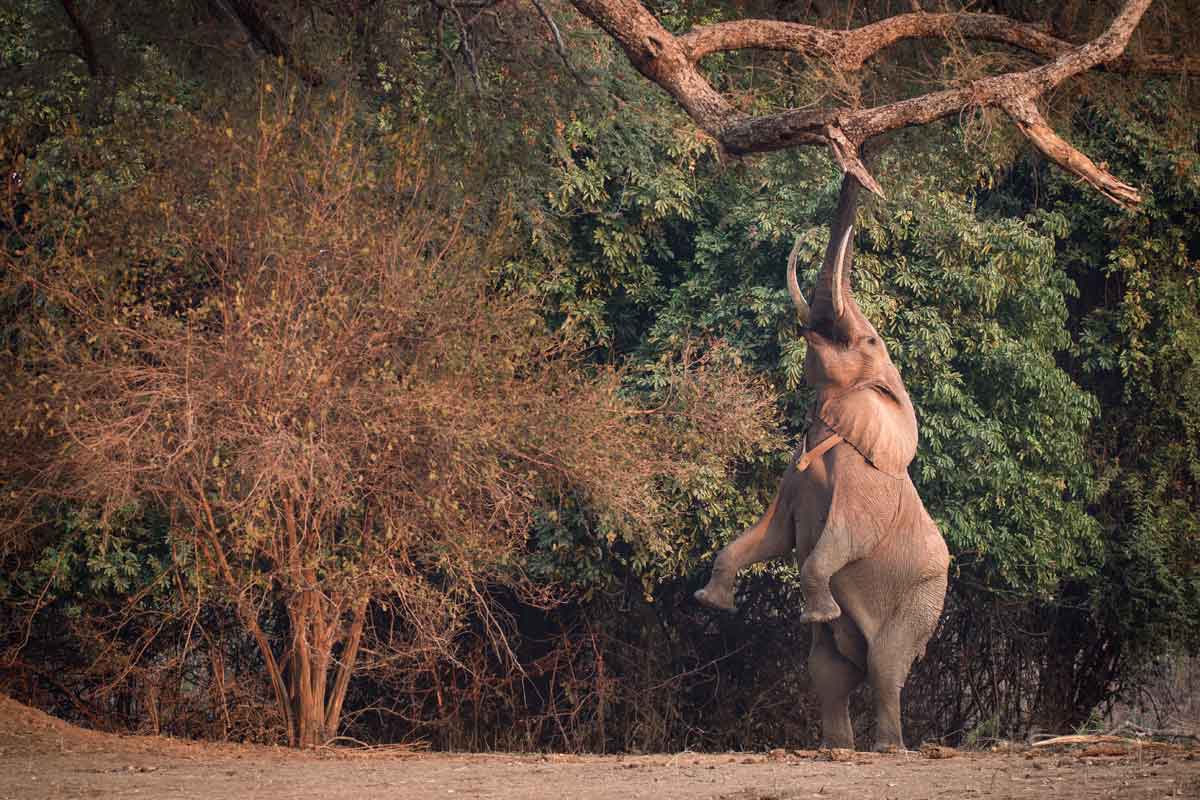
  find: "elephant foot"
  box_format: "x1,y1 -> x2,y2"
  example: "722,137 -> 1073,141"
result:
693,584 -> 737,613
872,742 -> 910,754
799,595 -> 842,624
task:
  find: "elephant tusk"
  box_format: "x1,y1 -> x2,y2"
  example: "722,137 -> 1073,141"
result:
831,224 -> 853,319
786,234 -> 811,325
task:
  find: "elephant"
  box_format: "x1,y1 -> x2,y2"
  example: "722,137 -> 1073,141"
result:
694,175 -> 949,752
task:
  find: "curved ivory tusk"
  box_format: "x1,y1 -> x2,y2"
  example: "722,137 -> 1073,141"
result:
786,235 -> 811,325
831,224 -> 853,319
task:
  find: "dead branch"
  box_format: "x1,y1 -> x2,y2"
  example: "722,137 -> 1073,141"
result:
568,0 -> 1163,206
224,0 -> 324,87
1106,720 -> 1200,742
59,0 -> 105,77
1031,733 -> 1189,750
529,0 -> 587,84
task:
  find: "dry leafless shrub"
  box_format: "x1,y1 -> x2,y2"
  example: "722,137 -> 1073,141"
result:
1,88 -> 779,746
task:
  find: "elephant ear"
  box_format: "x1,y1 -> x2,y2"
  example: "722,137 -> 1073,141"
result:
817,364 -> 918,478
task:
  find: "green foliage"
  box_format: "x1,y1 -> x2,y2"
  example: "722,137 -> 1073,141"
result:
870,183 -> 1099,596
2,505 -> 170,613
1,2 -> 90,136
505,88 -> 718,348
1040,91 -> 1200,658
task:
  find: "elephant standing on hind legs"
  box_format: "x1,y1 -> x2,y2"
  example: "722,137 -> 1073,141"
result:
695,175 -> 949,752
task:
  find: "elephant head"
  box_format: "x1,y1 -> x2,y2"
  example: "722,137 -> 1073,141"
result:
787,176 -> 918,478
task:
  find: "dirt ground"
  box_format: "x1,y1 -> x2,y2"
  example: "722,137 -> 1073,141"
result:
1,694 -> 1197,800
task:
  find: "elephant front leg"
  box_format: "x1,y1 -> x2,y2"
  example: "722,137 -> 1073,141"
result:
798,472 -> 897,624
798,515 -> 856,624
694,487 -> 792,612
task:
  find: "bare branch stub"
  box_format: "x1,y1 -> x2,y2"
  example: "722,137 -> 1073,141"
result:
569,0 -> 1166,206
827,126 -> 884,198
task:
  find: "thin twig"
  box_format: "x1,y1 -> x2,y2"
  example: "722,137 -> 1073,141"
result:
529,0 -> 590,85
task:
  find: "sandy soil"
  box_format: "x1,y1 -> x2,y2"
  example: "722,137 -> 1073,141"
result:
1,694 -> 1196,800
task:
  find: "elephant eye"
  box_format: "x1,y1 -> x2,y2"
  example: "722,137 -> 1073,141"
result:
866,336 -> 878,346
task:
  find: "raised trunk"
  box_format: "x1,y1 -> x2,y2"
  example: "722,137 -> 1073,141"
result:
810,175 -> 863,329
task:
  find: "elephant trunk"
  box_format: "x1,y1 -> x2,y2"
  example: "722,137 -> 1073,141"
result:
810,174 -> 863,329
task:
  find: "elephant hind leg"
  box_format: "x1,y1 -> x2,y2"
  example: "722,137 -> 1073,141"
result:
866,576 -> 946,752
695,484 -> 793,612
810,622 -> 864,749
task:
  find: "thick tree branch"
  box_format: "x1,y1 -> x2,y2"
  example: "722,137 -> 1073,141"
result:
225,0 -> 324,87
569,0 -> 742,133
679,13 -> 1062,70
679,11 -> 1197,75
60,0 -> 105,78
569,0 -> 1157,206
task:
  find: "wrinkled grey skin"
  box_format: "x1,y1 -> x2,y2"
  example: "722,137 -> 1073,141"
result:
694,176 -> 949,752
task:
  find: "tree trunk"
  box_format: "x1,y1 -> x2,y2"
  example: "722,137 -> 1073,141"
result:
282,596 -> 367,748
60,0 -> 105,77
294,685 -> 330,748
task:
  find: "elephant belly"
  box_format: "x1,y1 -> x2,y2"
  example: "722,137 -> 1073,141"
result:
787,439 -> 948,658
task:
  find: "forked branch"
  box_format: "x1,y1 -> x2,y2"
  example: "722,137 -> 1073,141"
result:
568,0 -> 1163,206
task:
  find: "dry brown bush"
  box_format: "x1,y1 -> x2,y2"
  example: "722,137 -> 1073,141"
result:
0,89 -> 780,746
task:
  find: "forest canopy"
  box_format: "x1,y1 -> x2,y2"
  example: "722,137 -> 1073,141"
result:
1,0 -> 1197,749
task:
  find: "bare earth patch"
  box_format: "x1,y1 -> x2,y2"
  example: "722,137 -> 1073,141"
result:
1,694 -> 1196,799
